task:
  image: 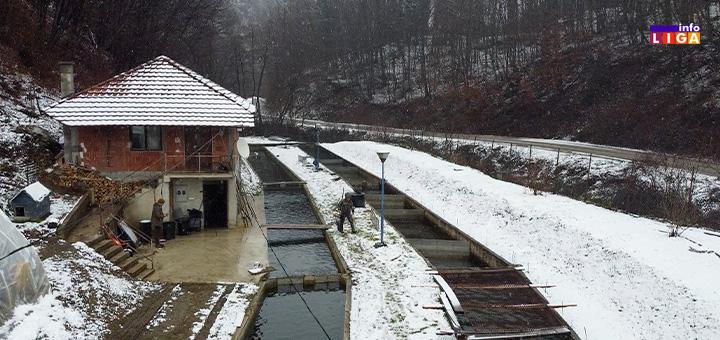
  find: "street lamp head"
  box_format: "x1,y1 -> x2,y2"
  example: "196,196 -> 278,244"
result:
377,151 -> 390,162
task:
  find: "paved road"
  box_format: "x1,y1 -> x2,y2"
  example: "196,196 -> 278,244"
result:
289,118 -> 720,177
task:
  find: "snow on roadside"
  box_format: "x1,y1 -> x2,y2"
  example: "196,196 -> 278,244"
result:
0,241 -> 161,339
325,141 -> 720,340
268,145 -> 451,340
207,284 -> 258,340
467,138 -> 720,209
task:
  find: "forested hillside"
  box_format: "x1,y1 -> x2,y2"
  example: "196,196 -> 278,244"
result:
1,0 -> 719,159
0,0 -> 269,99
261,0 -> 720,160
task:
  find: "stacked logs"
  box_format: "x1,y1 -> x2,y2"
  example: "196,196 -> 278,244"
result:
51,165 -> 145,203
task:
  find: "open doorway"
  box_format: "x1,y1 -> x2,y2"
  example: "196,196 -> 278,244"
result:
203,180 -> 227,228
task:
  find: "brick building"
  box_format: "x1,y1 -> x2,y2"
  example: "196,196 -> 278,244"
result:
46,56 -> 255,229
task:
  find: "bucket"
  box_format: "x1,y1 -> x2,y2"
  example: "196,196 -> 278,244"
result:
176,218 -> 189,236
163,221 -> 176,240
139,220 -> 152,239
351,193 -> 365,208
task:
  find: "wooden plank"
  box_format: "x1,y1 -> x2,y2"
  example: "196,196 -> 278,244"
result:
433,275 -> 464,313
422,305 -> 444,309
439,290 -> 462,332
262,224 -> 329,230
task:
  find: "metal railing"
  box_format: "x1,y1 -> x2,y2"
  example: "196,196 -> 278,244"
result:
162,154 -> 236,173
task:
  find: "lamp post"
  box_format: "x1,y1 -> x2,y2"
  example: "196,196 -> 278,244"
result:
315,125 -> 320,172
375,151 -> 389,248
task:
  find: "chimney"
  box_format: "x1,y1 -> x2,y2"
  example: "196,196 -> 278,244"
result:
58,61 -> 75,98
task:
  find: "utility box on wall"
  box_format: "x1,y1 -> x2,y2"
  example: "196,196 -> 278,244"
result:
174,185 -> 188,203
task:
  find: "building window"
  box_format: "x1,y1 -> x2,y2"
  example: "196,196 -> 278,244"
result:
130,126 -> 162,151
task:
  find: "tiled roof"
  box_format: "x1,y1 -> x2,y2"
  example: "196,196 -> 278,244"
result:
46,56 -> 255,127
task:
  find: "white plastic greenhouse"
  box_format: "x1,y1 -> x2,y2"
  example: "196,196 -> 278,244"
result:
0,210 -> 50,322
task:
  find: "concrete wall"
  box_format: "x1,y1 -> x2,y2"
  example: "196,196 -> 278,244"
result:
58,191 -> 94,239
123,176 -> 239,228
422,209 -> 510,268
123,186 -> 165,228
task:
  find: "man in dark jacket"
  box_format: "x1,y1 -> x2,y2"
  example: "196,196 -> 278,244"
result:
336,192 -> 355,233
151,198 -> 166,248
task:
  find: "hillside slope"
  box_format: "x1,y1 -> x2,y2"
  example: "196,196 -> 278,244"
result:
288,38 -> 720,161
0,68 -> 62,209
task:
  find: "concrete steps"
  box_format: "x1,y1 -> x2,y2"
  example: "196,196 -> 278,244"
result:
407,239 -> 470,256
101,244 -> 123,260
109,251 -> 131,266
94,239 -> 115,253
128,263 -> 148,277
319,159 -> 344,165
136,268 -> 155,281
88,235 -> 154,281
119,255 -> 140,271
366,194 -> 406,209
383,208 -> 425,221
327,166 -> 358,174
366,194 -> 405,202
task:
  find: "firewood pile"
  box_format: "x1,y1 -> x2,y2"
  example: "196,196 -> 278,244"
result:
50,165 -> 145,203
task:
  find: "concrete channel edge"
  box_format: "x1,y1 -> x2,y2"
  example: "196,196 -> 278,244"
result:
252,146 -> 353,340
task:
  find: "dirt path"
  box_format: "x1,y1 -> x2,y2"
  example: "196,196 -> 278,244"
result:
125,283 -> 234,340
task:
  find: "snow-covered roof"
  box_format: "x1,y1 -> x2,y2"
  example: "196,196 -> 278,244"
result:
45,56 -> 255,127
13,181 -> 51,202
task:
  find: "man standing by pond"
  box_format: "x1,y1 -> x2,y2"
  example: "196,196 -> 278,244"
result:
337,192 -> 356,233
151,198 -> 166,248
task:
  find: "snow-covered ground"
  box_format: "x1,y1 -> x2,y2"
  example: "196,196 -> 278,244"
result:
237,156 -> 262,196
268,145 -> 452,339
0,241 -> 162,339
208,284 -> 258,339
1,193 -> 162,339
449,137 -> 720,210
324,141 -> 720,340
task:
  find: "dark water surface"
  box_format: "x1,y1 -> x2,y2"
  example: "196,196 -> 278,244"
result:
263,189 -> 336,278
264,190 -> 318,225
247,150 -> 295,183
267,229 -> 337,278
250,289 -> 346,340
